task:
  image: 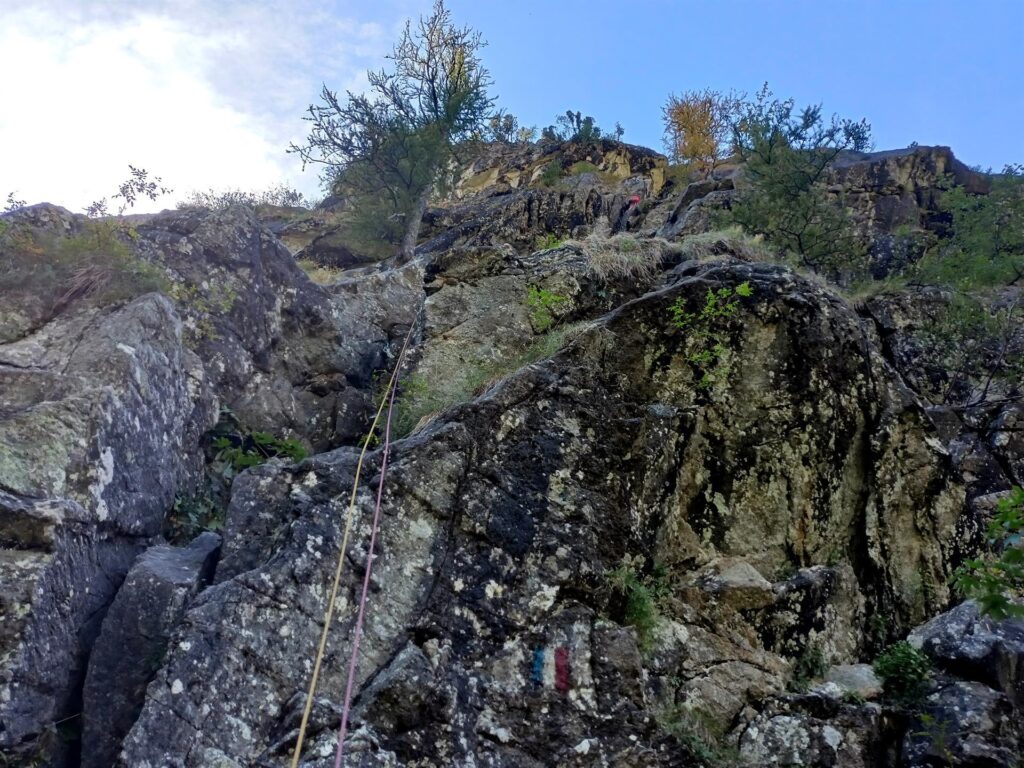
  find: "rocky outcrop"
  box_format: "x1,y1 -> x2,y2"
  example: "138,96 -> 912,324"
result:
117,260 -> 975,766
80,532 -> 221,768
0,204 -> 418,765
2,139 -> 1021,766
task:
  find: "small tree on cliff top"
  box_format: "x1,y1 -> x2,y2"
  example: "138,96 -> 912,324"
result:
662,88 -> 743,177
290,1 -> 495,261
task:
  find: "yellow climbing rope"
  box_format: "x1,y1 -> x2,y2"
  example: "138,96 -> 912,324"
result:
290,325 -> 415,768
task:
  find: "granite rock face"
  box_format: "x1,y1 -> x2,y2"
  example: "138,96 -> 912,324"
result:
80,532 -> 221,768
1,141 -> 1022,766
119,262 -> 977,766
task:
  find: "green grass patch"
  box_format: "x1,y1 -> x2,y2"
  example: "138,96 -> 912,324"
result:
390,324 -> 586,437
0,219 -> 168,315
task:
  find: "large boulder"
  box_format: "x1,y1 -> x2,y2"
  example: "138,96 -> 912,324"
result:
119,260 -> 973,766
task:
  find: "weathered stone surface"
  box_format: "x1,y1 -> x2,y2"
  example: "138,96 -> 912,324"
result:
81,532 -> 221,768
0,293 -> 212,762
903,680 -> 1022,767
824,664 -> 884,700
116,260 -> 974,766
909,600 -> 1024,707
737,695 -> 891,767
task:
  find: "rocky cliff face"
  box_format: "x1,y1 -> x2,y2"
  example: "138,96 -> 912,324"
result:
1,142 -> 1021,767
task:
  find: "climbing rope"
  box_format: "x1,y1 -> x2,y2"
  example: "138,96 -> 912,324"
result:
289,322 -> 416,768
332,325 -> 407,767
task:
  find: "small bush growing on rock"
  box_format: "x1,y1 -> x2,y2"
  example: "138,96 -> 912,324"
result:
789,642 -> 827,692
662,88 -> 744,178
873,641 -> 932,705
166,491 -> 224,542
209,411 -> 308,481
915,163 -> 1024,289
538,161 -> 564,187
177,183 -> 309,210
297,258 -> 345,285
0,218 -> 168,316
953,486 -> 1024,619
608,554 -> 669,652
4,191 -> 26,213
915,293 -> 1024,409
669,281 -> 754,389
534,233 -> 565,251
542,110 -> 604,143
675,227 -> 774,263
525,285 -> 568,332
389,323 -> 587,437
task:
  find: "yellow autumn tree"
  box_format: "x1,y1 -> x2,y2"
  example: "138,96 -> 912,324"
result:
662,89 -> 743,178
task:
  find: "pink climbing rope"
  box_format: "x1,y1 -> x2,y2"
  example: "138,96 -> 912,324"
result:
333,333 -> 409,767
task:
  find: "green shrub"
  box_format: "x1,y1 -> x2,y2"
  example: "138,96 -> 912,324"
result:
790,642 -> 827,692
390,323 -> 587,437
166,491 -> 224,542
525,285 -> 568,332
725,84 -> 871,279
0,219 -> 168,314
915,294 -> 1024,408
954,486 -> 1024,619
873,641 -> 932,705
915,164 -> 1024,289
607,554 -> 669,652
669,281 -> 754,389
539,161 -> 564,187
207,410 -> 308,481
534,232 -> 565,251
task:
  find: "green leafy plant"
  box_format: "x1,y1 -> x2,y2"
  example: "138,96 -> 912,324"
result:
166,491 -> 224,541
534,232 -> 565,251
538,161 -> 564,187
669,281 -> 754,388
607,554 -> 670,652
915,294 -> 1024,408
915,164 -> 1024,289
953,486 -> 1024,619
207,409 -> 308,481
873,641 -> 932,705
789,642 -> 827,692
725,83 -> 871,279
525,285 -> 568,332
541,110 -> 604,143
212,430 -> 308,476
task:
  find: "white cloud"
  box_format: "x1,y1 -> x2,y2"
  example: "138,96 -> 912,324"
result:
0,1 -> 401,213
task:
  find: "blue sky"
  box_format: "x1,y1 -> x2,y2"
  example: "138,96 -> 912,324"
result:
450,0 -> 1024,170
3,0 -> 1022,212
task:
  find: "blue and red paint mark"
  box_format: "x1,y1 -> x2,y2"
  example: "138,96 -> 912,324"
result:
531,646 -> 570,693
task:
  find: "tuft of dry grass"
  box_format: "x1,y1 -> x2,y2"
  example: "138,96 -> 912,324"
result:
675,226 -> 776,263
568,232 -> 681,281
297,259 -> 345,285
